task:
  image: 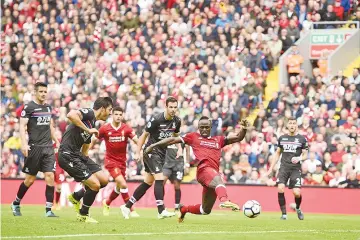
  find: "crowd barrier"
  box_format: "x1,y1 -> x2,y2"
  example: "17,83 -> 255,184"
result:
1,179 -> 359,214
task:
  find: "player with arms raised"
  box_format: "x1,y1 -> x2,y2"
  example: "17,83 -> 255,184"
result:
145,116 -> 249,222
58,97 -> 113,223
120,97 -> 181,219
267,117 -> 308,220
11,82 -> 60,217
92,106 -> 140,217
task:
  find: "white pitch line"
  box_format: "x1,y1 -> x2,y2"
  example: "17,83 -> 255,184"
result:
2,230 -> 360,239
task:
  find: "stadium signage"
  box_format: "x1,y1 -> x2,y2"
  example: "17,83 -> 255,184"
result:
309,33 -> 352,59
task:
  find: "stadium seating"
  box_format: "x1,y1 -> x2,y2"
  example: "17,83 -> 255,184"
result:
1,0 -> 359,188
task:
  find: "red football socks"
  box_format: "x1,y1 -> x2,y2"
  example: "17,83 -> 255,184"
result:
183,204 -> 202,215
215,185 -> 228,202
106,188 -> 120,206
55,190 -> 61,204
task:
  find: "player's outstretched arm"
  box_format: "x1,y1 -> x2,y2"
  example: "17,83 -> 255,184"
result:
145,137 -> 182,154
225,119 -> 250,145
67,110 -> 98,136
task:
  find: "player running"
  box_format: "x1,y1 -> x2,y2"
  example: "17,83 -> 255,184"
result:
163,144 -> 190,211
58,97 -> 113,223
267,117 -> 308,220
120,97 -> 181,219
92,106 -> 140,217
11,82 -> 60,217
145,116 -> 250,222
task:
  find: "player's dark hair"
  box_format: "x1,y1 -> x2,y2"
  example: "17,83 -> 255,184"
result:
288,117 -> 297,122
199,116 -> 210,121
199,116 -> 211,124
112,106 -> 123,113
165,96 -> 178,106
93,97 -> 113,110
34,82 -> 47,90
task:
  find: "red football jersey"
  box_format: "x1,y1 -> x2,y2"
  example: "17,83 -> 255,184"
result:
98,123 -> 135,165
180,132 -> 226,171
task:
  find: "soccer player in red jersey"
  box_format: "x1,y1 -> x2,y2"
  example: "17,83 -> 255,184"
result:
145,116 -> 250,222
93,106 -> 140,217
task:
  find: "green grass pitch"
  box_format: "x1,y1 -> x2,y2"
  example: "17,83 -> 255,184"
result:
1,205 -> 359,240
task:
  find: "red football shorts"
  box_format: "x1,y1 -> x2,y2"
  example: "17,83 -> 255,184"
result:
105,161 -> 126,179
196,167 -> 222,188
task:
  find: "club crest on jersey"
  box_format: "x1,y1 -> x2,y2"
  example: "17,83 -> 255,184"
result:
172,122 -> 176,128
108,132 -> 112,135
294,138 -> 299,143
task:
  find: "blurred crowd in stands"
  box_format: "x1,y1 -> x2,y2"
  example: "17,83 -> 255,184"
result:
1,0 -> 360,188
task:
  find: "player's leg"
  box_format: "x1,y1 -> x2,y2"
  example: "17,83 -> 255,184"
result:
178,186 -> 217,222
277,167 -> 290,220
151,155 -> 175,218
74,174 -> 101,223
41,148 -> 59,217
115,172 -> 140,217
173,179 -> 181,211
11,147 -> 40,216
173,162 -> 184,210
54,183 -> 62,210
289,169 -> 304,220
11,174 -> 36,216
209,175 -> 240,211
104,167 -> 124,207
44,171 -> 58,217
121,172 -> 153,219
162,168 -> 171,205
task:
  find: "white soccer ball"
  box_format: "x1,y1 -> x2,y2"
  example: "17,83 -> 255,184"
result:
242,200 -> 261,218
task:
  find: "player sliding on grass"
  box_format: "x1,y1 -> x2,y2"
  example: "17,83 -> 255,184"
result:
266,117 -> 308,220
90,106 -> 140,217
145,116 -> 250,222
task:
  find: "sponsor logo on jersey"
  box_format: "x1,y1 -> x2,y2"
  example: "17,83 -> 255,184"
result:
283,144 -> 298,152
109,136 -> 125,142
199,140 -> 219,149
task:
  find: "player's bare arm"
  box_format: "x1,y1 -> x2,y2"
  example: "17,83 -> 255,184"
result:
173,132 -> 183,158
131,135 -> 139,145
185,145 -> 190,164
224,119 -> 250,145
67,110 -> 98,136
19,117 -> 29,157
81,143 -> 91,157
136,131 -> 150,161
291,148 -> 308,164
267,147 -> 282,177
50,119 -> 60,148
145,137 -> 182,154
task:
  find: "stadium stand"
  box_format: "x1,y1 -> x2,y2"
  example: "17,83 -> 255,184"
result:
1,0 -> 359,188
